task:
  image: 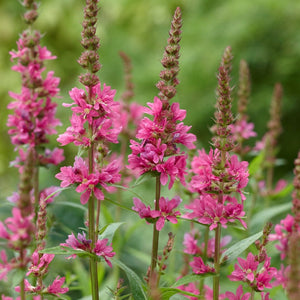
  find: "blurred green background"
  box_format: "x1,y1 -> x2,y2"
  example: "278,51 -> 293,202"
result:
1,0 -> 300,197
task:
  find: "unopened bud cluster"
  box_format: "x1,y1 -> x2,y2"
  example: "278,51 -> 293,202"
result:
156,7 -> 182,106
212,46 -> 235,152
78,0 -> 101,86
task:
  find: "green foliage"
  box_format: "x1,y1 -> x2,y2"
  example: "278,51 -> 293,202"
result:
112,258 -> 148,300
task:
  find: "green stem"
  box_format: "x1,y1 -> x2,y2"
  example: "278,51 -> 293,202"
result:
250,289 -> 255,300
20,249 -> 26,300
213,223 -> 221,300
266,164 -> 274,207
199,226 -> 210,298
150,176 -> 161,277
20,279 -> 26,300
96,199 -> 101,241
33,149 -> 39,210
88,119 -> 99,299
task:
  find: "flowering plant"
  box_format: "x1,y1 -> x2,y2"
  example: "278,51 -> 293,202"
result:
1,1 -> 299,300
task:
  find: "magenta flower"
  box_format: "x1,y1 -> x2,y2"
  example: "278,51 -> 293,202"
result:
56,156 -> 121,204
155,196 -> 181,230
132,196 -> 181,231
228,252 -> 259,283
260,292 -> 271,300
272,264 -> 289,288
8,33 -> 61,154
27,251 -> 55,277
189,149 -> 249,200
61,232 -> 115,267
57,113 -> 90,147
0,250 -> 11,281
128,95 -> 196,188
39,186 -> 61,204
223,285 -> 251,300
185,194 -> 246,231
183,231 -> 201,255
132,197 -> 160,220
94,238 -> 116,268
177,282 -> 199,300
190,256 -> 215,274
0,207 -> 35,250
255,257 -> 277,291
61,232 -> 92,256
230,120 -> 257,140
269,214 -> 297,259
58,82 -> 121,148
47,276 -> 69,296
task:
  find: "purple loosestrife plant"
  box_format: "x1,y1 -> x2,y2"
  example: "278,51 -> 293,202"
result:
55,0 -> 121,298
127,7 -> 196,289
184,47 -> 250,299
2,0 -> 66,298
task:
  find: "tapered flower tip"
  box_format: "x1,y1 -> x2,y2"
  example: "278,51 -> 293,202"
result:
174,7 -> 181,17
222,46 -> 233,74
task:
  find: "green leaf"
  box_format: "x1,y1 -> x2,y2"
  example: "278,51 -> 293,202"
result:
112,258 -> 147,300
105,197 -> 136,213
160,287 -> 199,299
251,202 -> 292,227
220,231 -> 263,263
131,172 -> 153,188
170,295 -> 191,300
10,268 -> 26,287
270,183 -> 293,199
171,273 -> 215,287
110,184 -> 147,202
248,151 -> 265,176
98,222 -> 124,244
56,200 -> 88,212
39,246 -> 95,259
44,187 -> 68,202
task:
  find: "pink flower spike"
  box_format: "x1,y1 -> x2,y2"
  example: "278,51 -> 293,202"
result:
47,276 -> 69,296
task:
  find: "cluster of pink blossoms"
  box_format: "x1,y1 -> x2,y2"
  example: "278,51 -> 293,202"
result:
57,83 -> 121,147
56,82 -> 122,203
128,97 -> 196,188
177,282 -> 213,300
184,149 -> 249,230
189,149 -> 249,200
228,252 -> 276,293
56,156 -> 121,204
132,196 -> 181,231
8,30 -> 64,168
230,120 -> 256,142
60,232 -> 115,267
269,214 -> 298,260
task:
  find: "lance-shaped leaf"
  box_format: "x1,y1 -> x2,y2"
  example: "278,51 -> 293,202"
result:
220,231 -> 263,264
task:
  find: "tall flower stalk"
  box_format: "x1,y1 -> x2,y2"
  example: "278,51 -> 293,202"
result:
128,6 -> 196,290
185,47 -> 249,299
56,0 -> 121,299
2,0 -> 65,298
